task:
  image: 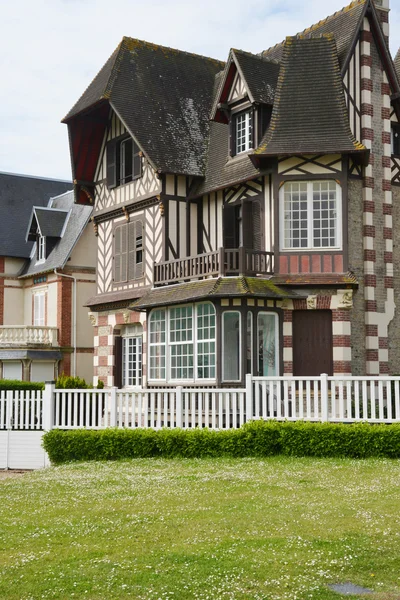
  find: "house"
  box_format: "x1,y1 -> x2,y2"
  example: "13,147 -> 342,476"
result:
63,0 -> 400,388
0,172 -> 96,382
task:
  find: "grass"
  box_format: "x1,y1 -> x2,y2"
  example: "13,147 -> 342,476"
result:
0,457 -> 399,599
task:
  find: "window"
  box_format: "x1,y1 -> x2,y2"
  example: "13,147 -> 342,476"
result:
37,235 -> 46,263
257,313 -> 278,376
246,311 -> 253,374
234,110 -> 253,154
122,336 -> 142,387
114,220 -> 144,283
149,303 -> 216,382
280,181 -> 341,250
107,136 -> 142,189
222,311 -> 241,382
33,291 -> 46,326
392,124 -> 400,157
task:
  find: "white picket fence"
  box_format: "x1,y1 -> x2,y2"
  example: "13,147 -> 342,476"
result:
1,375 -> 400,468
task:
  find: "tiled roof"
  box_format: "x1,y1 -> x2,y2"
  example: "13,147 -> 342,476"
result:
233,50 -> 279,105
20,191 -> 93,278
394,49 -> 400,84
254,35 -> 367,158
0,172 -> 71,258
132,277 -> 298,310
261,0 -> 367,69
189,122 -> 260,197
85,287 -> 150,308
32,208 -> 68,239
271,272 -> 358,286
63,38 -> 224,178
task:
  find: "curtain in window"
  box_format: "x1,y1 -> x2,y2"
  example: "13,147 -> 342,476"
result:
257,313 -> 277,376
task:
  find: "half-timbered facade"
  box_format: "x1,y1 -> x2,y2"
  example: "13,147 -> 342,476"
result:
63,0 -> 400,387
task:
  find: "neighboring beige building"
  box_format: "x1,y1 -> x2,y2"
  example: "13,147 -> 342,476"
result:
0,173 -> 96,382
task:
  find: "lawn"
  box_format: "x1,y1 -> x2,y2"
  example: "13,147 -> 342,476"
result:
0,457 -> 399,600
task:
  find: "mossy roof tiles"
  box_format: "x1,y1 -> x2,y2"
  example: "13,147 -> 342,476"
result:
131,277 -> 298,310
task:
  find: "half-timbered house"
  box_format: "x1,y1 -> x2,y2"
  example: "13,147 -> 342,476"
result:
63,0 -> 400,388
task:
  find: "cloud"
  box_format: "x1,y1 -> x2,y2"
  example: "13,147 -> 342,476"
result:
0,0 -> 399,180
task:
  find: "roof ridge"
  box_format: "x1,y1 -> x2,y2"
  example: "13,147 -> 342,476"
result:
121,36 -> 225,67
0,171 -> 71,183
232,48 -> 280,65
262,0 -> 367,57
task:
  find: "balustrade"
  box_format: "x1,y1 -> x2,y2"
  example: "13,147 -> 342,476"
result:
0,326 -> 59,347
154,247 -> 274,285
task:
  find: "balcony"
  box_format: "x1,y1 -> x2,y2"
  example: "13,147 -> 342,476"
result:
0,326 -> 59,347
154,247 -> 274,287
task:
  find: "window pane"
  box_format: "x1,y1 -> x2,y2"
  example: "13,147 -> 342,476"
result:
223,312 -> 240,381
236,111 -> 252,154
197,303 -> 216,379
123,337 -> 142,387
149,310 -> 166,379
283,182 -> 308,248
257,313 -> 277,376
120,139 -> 133,184
312,181 -> 337,248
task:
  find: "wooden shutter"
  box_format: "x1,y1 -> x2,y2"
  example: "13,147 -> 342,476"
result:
133,141 -> 142,180
127,220 -> 144,281
114,225 -> 128,283
135,220 -> 144,279
114,336 -> 123,388
106,140 -> 117,189
252,200 -> 262,250
223,204 -> 237,248
242,201 -> 253,249
229,117 -> 236,157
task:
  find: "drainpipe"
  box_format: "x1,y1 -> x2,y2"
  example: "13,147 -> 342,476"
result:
54,269 -> 77,377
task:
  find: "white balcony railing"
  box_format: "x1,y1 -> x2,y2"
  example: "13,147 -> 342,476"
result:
0,326 -> 59,347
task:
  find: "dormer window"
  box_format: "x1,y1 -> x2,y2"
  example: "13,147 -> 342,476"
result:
37,235 -> 46,262
234,109 -> 253,154
107,136 -> 142,189
391,124 -> 400,157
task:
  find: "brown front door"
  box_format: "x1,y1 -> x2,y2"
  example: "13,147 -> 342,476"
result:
292,310 -> 333,376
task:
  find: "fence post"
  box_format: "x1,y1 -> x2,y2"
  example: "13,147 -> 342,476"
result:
109,387 -> 118,427
5,390 -> 12,470
320,373 -> 329,422
245,373 -> 253,423
176,386 -> 183,428
42,381 -> 55,431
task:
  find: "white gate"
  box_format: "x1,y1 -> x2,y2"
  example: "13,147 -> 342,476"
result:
0,390 -> 48,469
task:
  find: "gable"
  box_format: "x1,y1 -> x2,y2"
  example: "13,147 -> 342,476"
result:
228,71 -> 247,103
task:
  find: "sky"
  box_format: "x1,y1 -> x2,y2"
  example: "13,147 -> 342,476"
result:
1,0 -> 399,182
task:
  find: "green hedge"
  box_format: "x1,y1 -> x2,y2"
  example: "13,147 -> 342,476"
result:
0,379 -> 44,391
42,420 -> 400,464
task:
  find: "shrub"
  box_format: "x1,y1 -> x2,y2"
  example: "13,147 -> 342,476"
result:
55,374 -> 90,389
42,420 -> 400,465
0,379 -> 44,392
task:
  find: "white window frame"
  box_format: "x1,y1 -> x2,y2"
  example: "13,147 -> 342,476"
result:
37,235 -> 46,263
122,335 -> 142,388
257,312 -> 279,377
279,180 -> 342,251
235,110 -> 253,154
33,290 -> 46,327
148,302 -> 216,384
222,311 -> 242,383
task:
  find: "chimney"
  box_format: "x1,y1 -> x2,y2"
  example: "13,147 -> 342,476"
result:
373,0 -> 390,44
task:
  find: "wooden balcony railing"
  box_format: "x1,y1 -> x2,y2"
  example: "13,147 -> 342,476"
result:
0,326 -> 59,347
154,247 -> 274,286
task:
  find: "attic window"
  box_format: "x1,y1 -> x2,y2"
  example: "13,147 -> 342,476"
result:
233,110 -> 253,155
107,136 -> 142,189
37,235 -> 46,263
392,124 -> 400,157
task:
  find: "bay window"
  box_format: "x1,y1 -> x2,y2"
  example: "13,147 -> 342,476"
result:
149,302 -> 216,382
281,181 -> 341,250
